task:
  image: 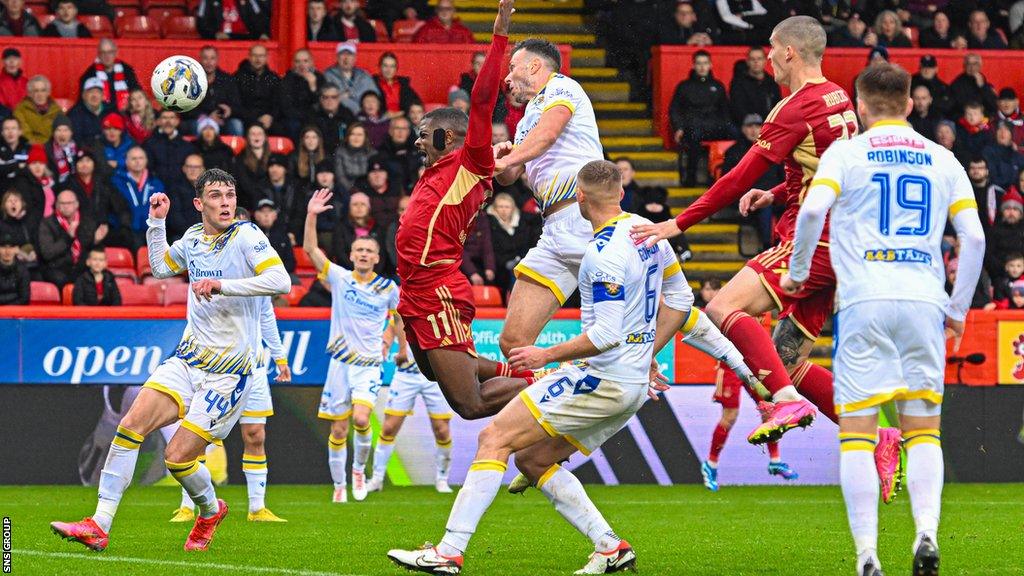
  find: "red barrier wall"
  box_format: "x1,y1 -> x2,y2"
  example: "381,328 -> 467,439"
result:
652,46 -> 1024,147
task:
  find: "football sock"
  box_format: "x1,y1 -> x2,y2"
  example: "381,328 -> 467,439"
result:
371,434 -> 396,481
905,429 -> 943,548
166,459 -> 219,518
493,361 -> 535,379
352,423 -> 372,472
767,441 -> 780,462
537,464 -> 620,553
328,434 -> 348,488
709,423 -> 730,465
839,432 -> 879,570
159,422 -> 177,444
792,361 -> 838,423
179,488 -> 193,510
94,425 -> 144,533
435,437 -> 453,482
242,452 -> 268,513
438,459 -> 505,556
681,309 -> 747,374
720,311 -> 795,398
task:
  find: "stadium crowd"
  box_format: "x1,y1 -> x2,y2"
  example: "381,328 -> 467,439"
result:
0,0 -> 1021,313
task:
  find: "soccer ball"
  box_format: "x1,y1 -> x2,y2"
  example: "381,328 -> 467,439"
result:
151,55 -> 207,113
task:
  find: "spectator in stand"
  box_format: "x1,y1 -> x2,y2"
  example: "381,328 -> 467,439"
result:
945,257 -> 994,310
486,191 -> 540,295
935,120 -> 969,167
911,55 -> 953,118
615,156 -> 691,260
44,115 -> 76,184
715,0 -> 769,45
407,102 -> 424,129
0,116 -> 27,180
366,0 -> 429,30
324,41 -> 379,118
196,0 -> 270,41
461,208 -> 495,286
258,154 -> 298,231
14,76 -> 61,145
829,11 -> 870,47
183,45 -> 243,137
43,0 -> 91,38
299,160 -> 342,243
376,116 -> 417,192
957,101 -> 994,151
870,10 -> 912,48
996,88 -> 1024,146
993,252 -> 1024,308
14,145 -> 55,219
693,279 -> 721,309
234,45 -> 281,133
98,113 -> 133,171
194,115 -> 234,172
0,0 -> 41,36
68,147 -> 131,248
909,84 -> 941,139
280,49 -> 325,140
918,10 -> 956,49
381,193 -> 407,274
292,125 -> 326,187
72,247 -> 121,306
951,53 -> 998,116
722,114 -> 783,250
38,189 -> 98,287
307,0 -> 340,42
0,188 -> 37,262
669,50 -> 734,187
166,154 -> 204,240
234,122 -> 270,209
307,84 -> 354,155
968,156 -> 1005,233
79,39 -> 141,112
459,51 -> 509,123
374,52 -> 421,120
0,47 -> 26,112
144,109 -> 196,193
68,78 -> 112,145
0,232 -> 27,304
331,191 -> 383,270
334,121 -> 374,192
357,91 -> 390,149
657,1 -> 715,46
252,198 -> 296,275
728,47 -> 780,129
989,199 -> 1024,285
983,122 -> 1024,190
447,88 -> 470,115
122,89 -> 154,145
112,146 -> 163,248
354,155 -> 400,229
335,0 -> 377,42
967,9 -> 1008,50
413,0 -> 473,43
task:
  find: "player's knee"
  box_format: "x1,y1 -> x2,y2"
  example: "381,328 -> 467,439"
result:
704,297 -> 732,326
331,420 -> 350,438
242,425 -> 265,449
163,441 -> 197,464
352,413 -> 371,430
498,332 -> 523,358
430,419 -> 450,438
476,423 -> 510,457
720,409 -> 738,428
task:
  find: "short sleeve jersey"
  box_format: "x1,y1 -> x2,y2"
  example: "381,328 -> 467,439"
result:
514,73 -> 603,213
812,121 -> 977,311
164,221 -> 284,375
321,262 -> 399,365
752,79 -> 858,243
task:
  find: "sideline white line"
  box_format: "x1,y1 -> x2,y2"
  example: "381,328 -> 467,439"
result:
13,550 -> 363,576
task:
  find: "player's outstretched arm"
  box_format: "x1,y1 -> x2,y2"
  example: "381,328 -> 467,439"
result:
463,0 -> 513,172
145,192 -> 182,279
303,188 -> 333,274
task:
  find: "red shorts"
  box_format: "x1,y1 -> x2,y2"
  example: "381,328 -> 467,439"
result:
398,278 -> 477,354
712,362 -> 759,409
745,240 -> 836,340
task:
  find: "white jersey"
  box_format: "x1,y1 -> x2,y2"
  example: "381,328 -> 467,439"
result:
164,221 -> 284,376
811,121 -> 977,311
514,73 -> 603,213
321,262 -> 399,366
579,213 -> 683,385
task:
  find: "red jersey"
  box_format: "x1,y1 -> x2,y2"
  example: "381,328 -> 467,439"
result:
395,34 -> 507,289
752,79 -> 857,242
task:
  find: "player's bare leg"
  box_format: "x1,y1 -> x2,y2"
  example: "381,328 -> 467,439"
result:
900,413 -> 943,576
240,423 -> 284,522
498,276 -> 562,358
351,403 -> 374,501
422,347 -> 529,420
328,419 -> 350,503
838,414 -> 884,576
164,425 -> 228,551
51,388 -> 180,551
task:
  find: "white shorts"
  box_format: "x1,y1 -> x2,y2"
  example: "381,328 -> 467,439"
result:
514,202 -> 591,304
834,300 -> 945,418
144,356 -> 253,442
318,359 -> 382,420
385,369 -> 453,420
519,364 -> 648,455
240,364 -> 274,424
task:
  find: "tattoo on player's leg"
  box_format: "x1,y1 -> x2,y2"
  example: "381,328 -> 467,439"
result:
772,318 -> 806,369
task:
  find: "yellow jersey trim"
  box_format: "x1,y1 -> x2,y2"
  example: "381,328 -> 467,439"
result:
514,262 -> 567,304
180,419 -> 216,443
870,120 -> 912,129
680,308 -> 700,334
663,261 -> 681,280
255,256 -> 284,275
949,198 -> 978,218
164,252 -> 183,274
812,178 -> 841,197
144,381 -> 186,420
542,99 -> 575,114
519,390 -> 559,437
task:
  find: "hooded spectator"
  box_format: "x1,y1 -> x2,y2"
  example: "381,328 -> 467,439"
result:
68,146 -> 130,247
196,0 -> 270,40
307,84 -> 355,156
182,45 -> 243,136
258,154 -> 299,231
38,188 -> 99,286
195,115 -> 234,172
324,41 -> 380,117
0,47 -> 27,111
414,0 -> 474,43
373,52 -> 422,120
0,231 -> 28,304
334,122 -> 375,192
68,77 -> 113,145
0,0 -> 42,36
144,109 -> 196,192
44,115 -> 77,183
72,246 -> 121,306
112,146 -> 164,247
234,45 -> 281,132
14,144 -> 55,219
280,49 -> 325,140
43,0 -> 92,38
13,75 -> 61,144
0,115 -> 27,180
99,112 -> 134,171
78,39 -> 141,111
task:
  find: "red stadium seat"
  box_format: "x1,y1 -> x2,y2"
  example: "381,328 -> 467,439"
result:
54,98 -> 73,113
472,285 -> 503,308
704,140 -> 735,181
109,0 -> 142,7
162,15 -> 199,39
143,0 -> 187,8
285,285 -> 308,307
148,6 -> 185,19
109,267 -> 138,282
142,275 -> 185,286
116,15 -> 160,39
104,247 -> 135,270
298,275 -> 316,289
136,246 -> 151,278
369,19 -> 390,42
78,15 -> 114,36
293,246 -> 317,275
219,135 -> 246,155
392,19 -> 423,43
114,7 -> 141,18
61,283 -> 74,306
115,276 -> 136,290
24,2 -> 50,16
120,284 -> 163,305
906,26 -> 919,47
267,136 -> 294,155
163,283 -> 190,306
30,281 -> 60,304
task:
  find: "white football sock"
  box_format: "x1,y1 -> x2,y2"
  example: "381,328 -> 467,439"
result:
905,429 -> 943,548
772,385 -> 802,402
167,459 -> 219,518
179,488 -> 194,509
328,434 -> 348,488
352,424 -> 372,472
372,435 -> 396,481
94,426 -> 144,533
537,464 -> 620,553
435,438 -> 452,482
839,433 -> 879,572
243,453 -> 268,512
159,422 -> 177,444
437,460 -> 505,556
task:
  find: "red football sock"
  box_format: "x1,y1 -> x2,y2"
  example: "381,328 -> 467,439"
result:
792,361 -> 838,424
709,423 -> 730,464
767,441 -> 780,461
720,311 -> 793,395
493,362 -> 535,379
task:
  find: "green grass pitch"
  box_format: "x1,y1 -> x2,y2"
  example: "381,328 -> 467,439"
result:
3,484 -> 1022,575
